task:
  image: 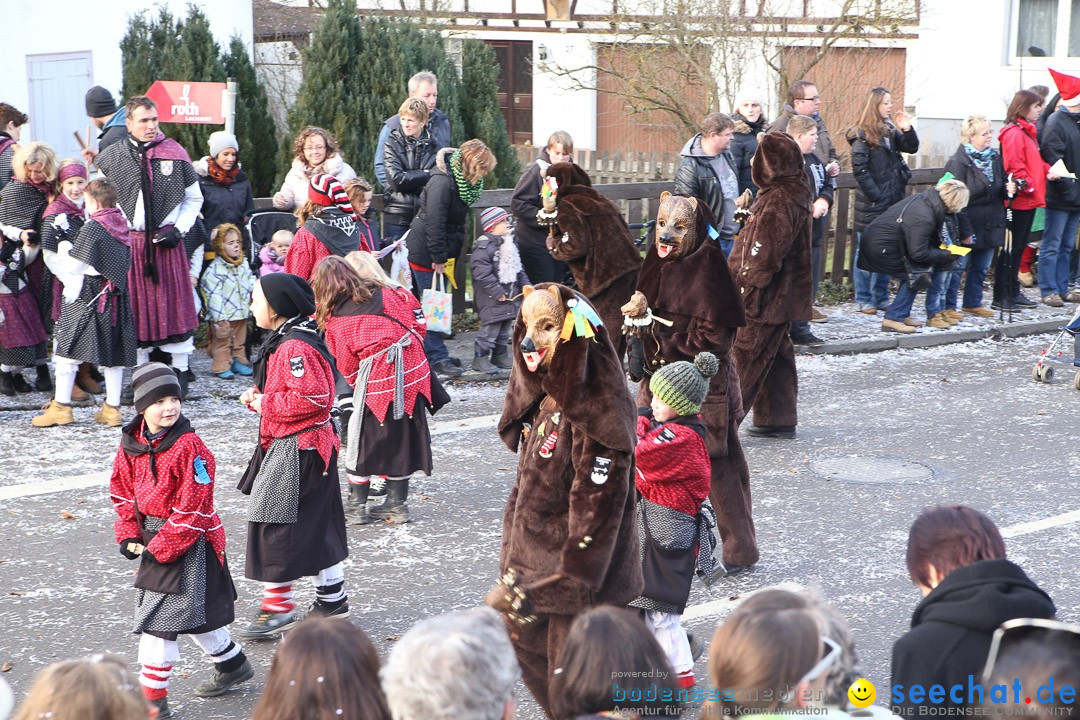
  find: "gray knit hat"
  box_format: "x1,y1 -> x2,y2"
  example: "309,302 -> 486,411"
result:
85,86 -> 118,117
208,131 -> 239,159
649,352 -> 720,416
132,362 -> 182,414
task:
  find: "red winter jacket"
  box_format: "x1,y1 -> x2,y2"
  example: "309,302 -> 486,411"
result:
999,119 -> 1048,211
110,423 -> 226,564
325,286 -> 432,422
634,411 -> 711,517
258,337 -> 340,468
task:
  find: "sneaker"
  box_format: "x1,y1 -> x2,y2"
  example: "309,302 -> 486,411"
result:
236,610 -> 298,640
1018,270 -> 1035,287
881,318 -> 916,334
790,332 -> 825,348
216,369 -> 236,380
231,359 -> 254,376
1043,294 -> 1065,308
432,360 -> 463,378
150,697 -> 174,720
857,305 -> 878,315
989,300 -> 1012,312
962,306 -> 995,318
902,317 -> 923,327
810,308 -> 828,323
746,424 -> 796,439
306,598 -> 351,620
369,475 -> 387,497
193,658 -> 254,698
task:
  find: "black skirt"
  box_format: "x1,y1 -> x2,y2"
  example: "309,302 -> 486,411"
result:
348,401 -> 433,477
53,277 -> 137,367
245,448 -> 349,583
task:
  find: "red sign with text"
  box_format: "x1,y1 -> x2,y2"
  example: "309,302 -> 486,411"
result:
145,81 -> 226,124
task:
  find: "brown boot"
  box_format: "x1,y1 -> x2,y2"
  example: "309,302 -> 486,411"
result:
94,402 -> 123,427
75,363 -> 103,394
31,400 -> 74,427
881,318 -> 916,334
71,384 -> 90,402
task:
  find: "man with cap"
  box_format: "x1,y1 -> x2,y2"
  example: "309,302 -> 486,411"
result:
96,95 -> 204,398
81,86 -> 127,165
469,205 -> 530,373
1038,68 -> 1080,307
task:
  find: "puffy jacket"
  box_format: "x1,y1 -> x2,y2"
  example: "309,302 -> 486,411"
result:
943,144 -> 1006,249
858,188 -> 958,276
382,126 -> 436,226
1040,106 -> 1080,210
674,134 -> 737,238
274,154 -> 357,211
193,157 -> 256,246
730,113 -> 766,195
407,148 -> 470,269
998,119 -> 1048,211
847,122 -> 920,231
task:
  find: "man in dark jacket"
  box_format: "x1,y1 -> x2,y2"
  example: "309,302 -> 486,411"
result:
675,113 -> 739,256
767,81 -> 841,175
510,131 -> 574,284
81,86 -> 127,166
374,71 -> 451,188
1038,69 -> 1080,306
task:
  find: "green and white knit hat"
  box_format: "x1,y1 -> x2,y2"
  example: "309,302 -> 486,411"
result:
649,352 -> 720,415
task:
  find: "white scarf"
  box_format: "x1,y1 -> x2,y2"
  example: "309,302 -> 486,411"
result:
496,232 -> 523,285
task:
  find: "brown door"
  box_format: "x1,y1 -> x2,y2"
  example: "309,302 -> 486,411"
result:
488,40 -> 534,145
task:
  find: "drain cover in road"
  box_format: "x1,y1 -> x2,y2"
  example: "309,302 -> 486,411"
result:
810,455 -> 934,484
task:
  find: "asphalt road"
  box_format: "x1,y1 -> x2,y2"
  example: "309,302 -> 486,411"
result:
0,333 -> 1077,719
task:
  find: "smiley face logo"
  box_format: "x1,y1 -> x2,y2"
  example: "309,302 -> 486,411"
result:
848,678 -> 876,708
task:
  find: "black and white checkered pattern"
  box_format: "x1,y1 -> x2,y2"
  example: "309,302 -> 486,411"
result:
247,434 -> 301,524
134,518 -> 209,634
96,140 -> 196,230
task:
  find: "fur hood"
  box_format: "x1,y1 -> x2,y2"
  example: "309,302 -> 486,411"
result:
733,112 -> 767,135
751,131 -> 811,203
434,146 -> 457,174
499,283 -> 637,454
733,119 -> 753,134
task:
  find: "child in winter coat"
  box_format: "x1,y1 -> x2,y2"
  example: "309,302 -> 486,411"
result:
629,351 -> 722,689
343,178 -> 379,253
469,207 -> 529,373
258,229 -> 292,277
201,223 -> 256,379
312,255 -> 442,526
110,363 -> 253,718
32,178 -> 136,428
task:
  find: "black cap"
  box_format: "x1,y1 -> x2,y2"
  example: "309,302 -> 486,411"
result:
260,272 -> 316,318
85,86 -> 118,117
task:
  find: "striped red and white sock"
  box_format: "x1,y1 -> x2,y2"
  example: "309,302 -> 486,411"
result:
261,582 -> 295,613
676,670 -> 695,688
140,663 -> 172,701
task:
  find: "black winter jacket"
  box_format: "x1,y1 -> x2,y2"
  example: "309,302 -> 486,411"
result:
510,147 -> 553,252
408,148 -> 469,269
848,123 -> 920,231
1040,107 -> 1080,210
196,164 -> 255,248
382,127 -> 436,225
674,134 -> 737,239
858,188 -> 959,276
943,145 -> 1006,249
730,113 -> 766,195
890,559 -> 1055,717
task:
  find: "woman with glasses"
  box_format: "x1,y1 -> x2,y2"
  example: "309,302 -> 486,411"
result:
847,87 -> 920,314
890,505 -> 1056,718
272,127 -> 357,212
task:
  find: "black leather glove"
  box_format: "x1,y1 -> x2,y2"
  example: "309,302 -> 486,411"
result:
22,229 -> 39,246
119,538 -> 143,560
154,227 -> 183,249
0,238 -> 21,262
627,335 -> 647,382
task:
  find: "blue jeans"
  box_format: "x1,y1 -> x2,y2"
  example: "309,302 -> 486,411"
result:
925,270 -> 948,318
884,277 -> 917,321
719,236 -> 734,258
962,247 -> 995,309
412,268 -> 451,365
854,234 -> 891,308
944,255 -> 966,312
1038,208 -> 1080,297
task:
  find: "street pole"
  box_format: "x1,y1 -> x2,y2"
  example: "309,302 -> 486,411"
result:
224,76 -> 237,135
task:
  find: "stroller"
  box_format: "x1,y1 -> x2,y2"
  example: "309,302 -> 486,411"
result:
246,209 -> 298,275
1031,303 -> 1080,388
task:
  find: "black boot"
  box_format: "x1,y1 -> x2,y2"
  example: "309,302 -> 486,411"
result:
367,477 -> 411,523
172,367 -> 189,399
345,482 -> 371,525
34,363 -> 52,392
120,383 -> 134,406
491,344 -> 513,370
11,372 -> 32,393
0,371 -> 14,396
193,656 -> 254,698
150,697 -> 174,720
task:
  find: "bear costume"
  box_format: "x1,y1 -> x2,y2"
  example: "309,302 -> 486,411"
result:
628,192 -> 758,569
541,163 -> 641,356
728,131 -> 814,437
494,283 -> 642,718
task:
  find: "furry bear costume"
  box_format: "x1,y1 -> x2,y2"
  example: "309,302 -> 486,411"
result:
729,131 -> 813,432
496,283 -> 642,718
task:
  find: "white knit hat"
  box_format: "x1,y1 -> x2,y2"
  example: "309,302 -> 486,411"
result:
208,131 -> 239,159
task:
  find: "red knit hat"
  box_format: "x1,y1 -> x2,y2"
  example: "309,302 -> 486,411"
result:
308,174 -> 356,218
1050,68 -> 1080,107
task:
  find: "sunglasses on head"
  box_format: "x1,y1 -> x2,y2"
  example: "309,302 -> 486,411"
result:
798,636 -> 843,688
982,618 -> 1080,685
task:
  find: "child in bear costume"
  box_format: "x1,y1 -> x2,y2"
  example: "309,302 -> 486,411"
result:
491,283 -> 642,718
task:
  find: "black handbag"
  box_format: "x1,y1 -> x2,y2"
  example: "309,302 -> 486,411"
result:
640,502 -> 702,613
903,257 -> 934,291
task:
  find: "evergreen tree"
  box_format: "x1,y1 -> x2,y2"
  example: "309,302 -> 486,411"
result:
120,9 -> 180,103
223,36 -> 278,196
159,5 -> 226,159
460,40 -> 520,188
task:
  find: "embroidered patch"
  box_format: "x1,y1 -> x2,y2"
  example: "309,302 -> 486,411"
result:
413,307 -> 426,324
193,456 -> 212,485
289,356 -> 305,377
551,411 -> 561,426
538,430 -> 559,459
160,160 -> 173,176
750,241 -> 762,256
591,457 -> 612,485
656,427 -> 677,443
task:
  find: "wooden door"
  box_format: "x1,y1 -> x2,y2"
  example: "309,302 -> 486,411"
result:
488,40 -> 534,145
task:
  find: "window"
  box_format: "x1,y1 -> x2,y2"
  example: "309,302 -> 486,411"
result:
1014,0 -> 1080,57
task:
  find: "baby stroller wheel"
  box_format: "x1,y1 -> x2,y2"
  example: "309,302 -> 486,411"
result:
1032,364 -> 1042,382
1035,365 -> 1054,383
1074,371 -> 1080,390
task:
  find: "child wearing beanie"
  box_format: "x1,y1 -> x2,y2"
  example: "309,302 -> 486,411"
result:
200,223 -> 256,379
469,206 -> 529,373
629,351 -> 723,689
109,362 -> 253,718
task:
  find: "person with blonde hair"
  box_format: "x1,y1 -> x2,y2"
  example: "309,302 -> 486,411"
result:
406,139 -> 497,377
344,248 -> 395,286
13,655 -> 151,720
200,222 -> 256,379
383,98 -> 436,246
272,126 -> 356,211
374,70 -> 451,187
0,140 -> 59,395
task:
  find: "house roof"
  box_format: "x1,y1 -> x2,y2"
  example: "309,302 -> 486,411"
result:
253,0 -> 319,42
